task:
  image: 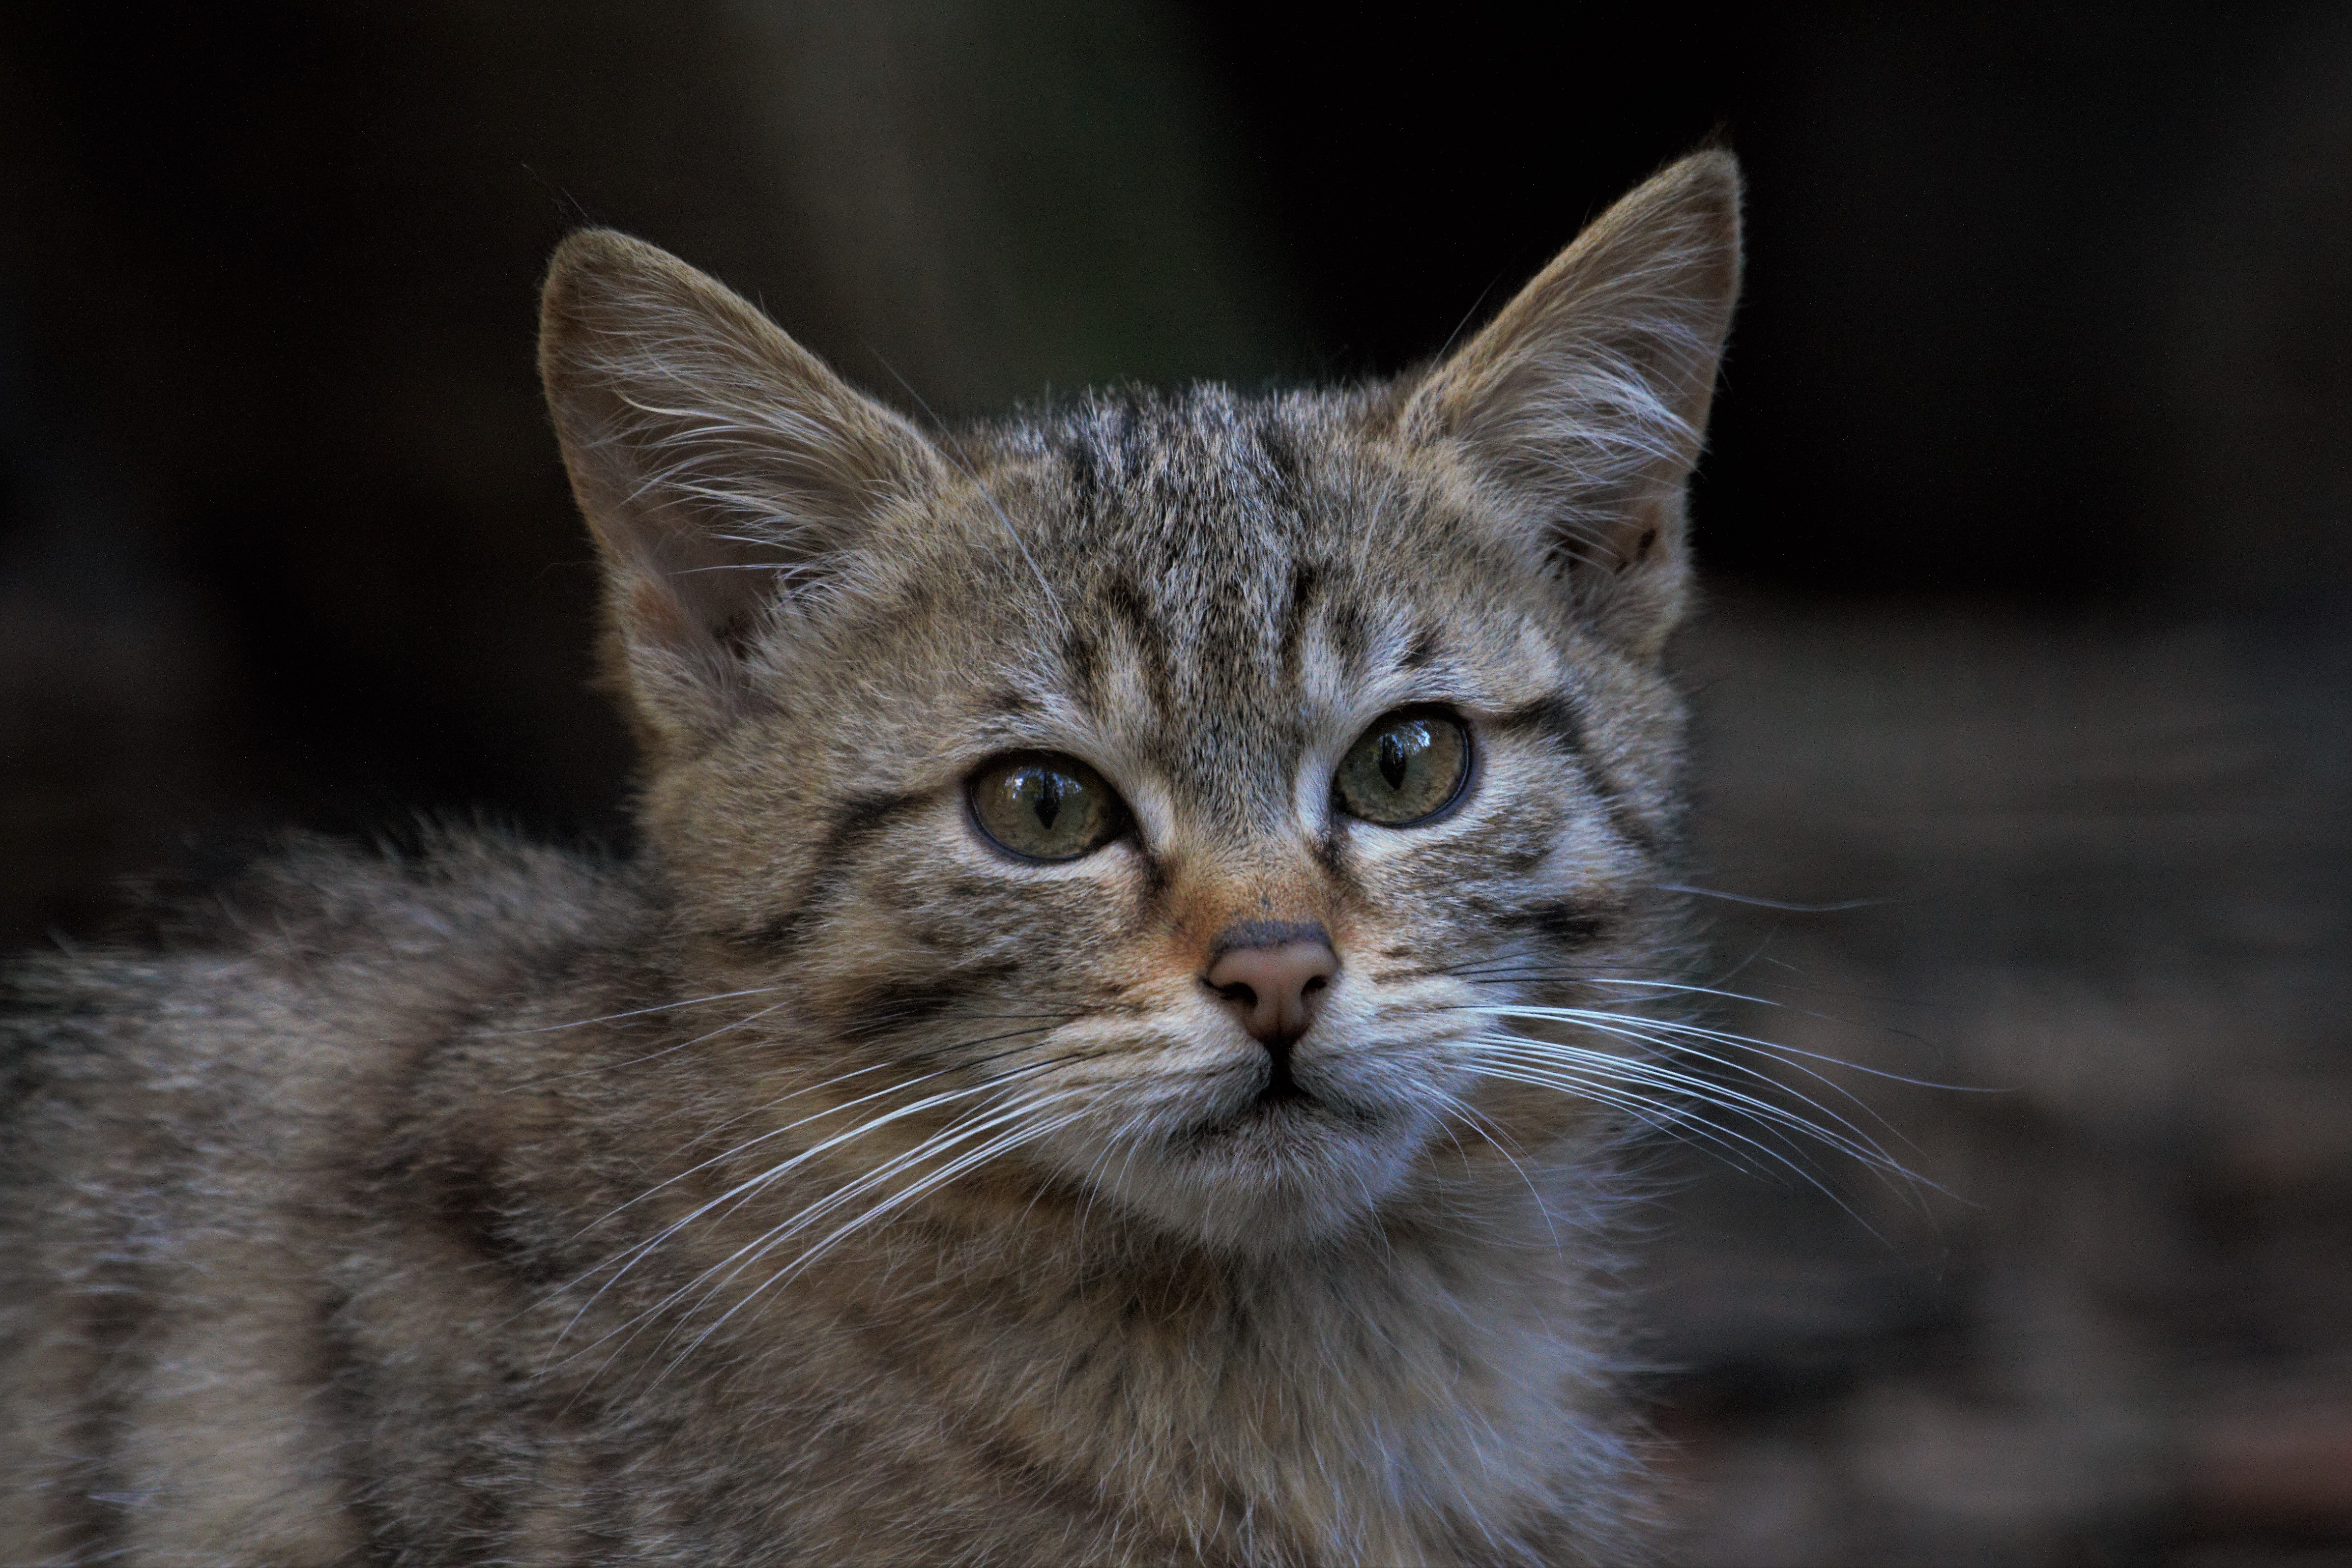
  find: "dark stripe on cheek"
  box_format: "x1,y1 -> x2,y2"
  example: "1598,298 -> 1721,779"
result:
1603,800 -> 1666,859
735,788 -> 929,946
833,789 -> 929,850
1533,904 -> 1609,946
427,1145 -> 528,1274
836,963 -> 1020,1043
1487,693 -> 1664,857
1490,693 -> 1588,757
1500,903 -> 1609,946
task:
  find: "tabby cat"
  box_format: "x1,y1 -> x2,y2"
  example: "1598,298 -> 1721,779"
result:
0,151 -> 1742,1565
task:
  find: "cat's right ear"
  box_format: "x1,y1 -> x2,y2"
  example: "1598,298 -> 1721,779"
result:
539,230 -> 946,756
1401,150 -> 1742,660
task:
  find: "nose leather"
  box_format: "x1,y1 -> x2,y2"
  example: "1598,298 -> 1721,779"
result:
1203,924 -> 1339,1050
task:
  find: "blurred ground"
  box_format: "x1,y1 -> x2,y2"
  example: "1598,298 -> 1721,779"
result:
1640,602 -> 2352,1564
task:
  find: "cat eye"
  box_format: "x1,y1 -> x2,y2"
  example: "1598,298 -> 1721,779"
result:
1333,709 -> 1471,827
967,753 -> 1130,862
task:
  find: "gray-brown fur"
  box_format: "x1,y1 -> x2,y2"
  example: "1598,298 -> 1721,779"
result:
2,152 -> 1742,1565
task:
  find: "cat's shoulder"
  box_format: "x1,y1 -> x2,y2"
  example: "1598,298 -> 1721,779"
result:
2,826 -> 648,1105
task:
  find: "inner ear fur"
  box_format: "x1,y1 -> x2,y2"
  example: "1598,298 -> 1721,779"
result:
538,229 -> 946,756
1403,150 -> 1743,657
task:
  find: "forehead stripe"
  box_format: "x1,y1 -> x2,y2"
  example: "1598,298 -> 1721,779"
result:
1101,572 -> 1176,724
1277,559 -> 1323,686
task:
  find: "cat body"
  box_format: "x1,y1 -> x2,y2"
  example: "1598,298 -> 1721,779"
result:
1,153 -> 1742,1565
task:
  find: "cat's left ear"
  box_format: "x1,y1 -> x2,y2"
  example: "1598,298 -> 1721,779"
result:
1402,150 -> 1742,658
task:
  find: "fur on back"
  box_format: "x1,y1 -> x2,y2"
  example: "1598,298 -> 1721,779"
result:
1,152 -> 1742,1566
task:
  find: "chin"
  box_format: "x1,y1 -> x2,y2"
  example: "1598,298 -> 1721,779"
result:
1056,1079 -> 1450,1256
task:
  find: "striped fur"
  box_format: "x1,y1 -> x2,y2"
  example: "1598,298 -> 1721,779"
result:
1,153 -> 1742,1565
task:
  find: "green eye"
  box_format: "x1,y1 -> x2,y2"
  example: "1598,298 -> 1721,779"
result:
1334,709 -> 1471,827
968,753 -> 1129,861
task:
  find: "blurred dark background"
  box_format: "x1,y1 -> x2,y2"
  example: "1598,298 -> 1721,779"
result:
3,5 -> 2348,1562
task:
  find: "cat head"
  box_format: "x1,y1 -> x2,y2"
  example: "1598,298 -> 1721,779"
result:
539,152 -> 1741,1254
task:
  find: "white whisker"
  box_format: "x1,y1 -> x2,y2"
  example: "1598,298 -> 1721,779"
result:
554,1050 -> 1097,1381
547,1068 -> 1030,1358
483,986 -> 784,1036
510,1001 -> 787,1088
1472,1032 -> 1906,1180
653,1090 -> 1095,1378
1479,1007 -> 1918,1162
1453,1061 -> 1866,1214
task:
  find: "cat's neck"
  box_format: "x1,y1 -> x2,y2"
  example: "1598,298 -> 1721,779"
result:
835,1163 -> 1631,1559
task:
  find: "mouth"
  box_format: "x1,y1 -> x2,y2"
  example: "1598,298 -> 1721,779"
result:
1057,1050 -> 1435,1250
1256,1048 -> 1310,1107
1182,1066 -> 1392,1149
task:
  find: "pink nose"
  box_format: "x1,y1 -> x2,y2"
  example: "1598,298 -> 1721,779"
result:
1203,926 -> 1339,1050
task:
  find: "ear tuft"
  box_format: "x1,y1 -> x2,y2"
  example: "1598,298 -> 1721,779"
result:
1405,150 -> 1743,656
539,230 -> 945,756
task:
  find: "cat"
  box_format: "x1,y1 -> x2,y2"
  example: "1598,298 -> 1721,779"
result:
0,150 -> 1742,1565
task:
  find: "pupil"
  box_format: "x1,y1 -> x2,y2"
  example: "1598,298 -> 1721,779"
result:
1032,770 -> 1063,830
1378,729 -> 1413,790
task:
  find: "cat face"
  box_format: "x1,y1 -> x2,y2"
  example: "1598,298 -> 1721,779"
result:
540,154 -> 1741,1253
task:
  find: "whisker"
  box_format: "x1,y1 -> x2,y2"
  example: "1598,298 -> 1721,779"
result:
1432,1091 -> 1563,1251
1453,1060 -> 1770,1173
1480,1007 -> 1936,1152
505,1002 -> 787,1089
480,986 -> 784,1036
737,1096 -> 1096,1307
1472,1030 -> 1908,1178
1449,969 -> 1966,1067
1661,883 -> 1883,913
553,1046 -> 1107,1375
1577,1008 -> 1986,1095
1452,1060 -> 1873,1218
679,1022 -> 1070,1146
549,1077 -> 1028,1381
545,1065 -> 974,1346
654,1090 -> 1094,1377
1441,976 -> 1978,1089
571,1062 -> 900,1239
549,1039 -> 1100,1346
1468,1039 -> 1938,1223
